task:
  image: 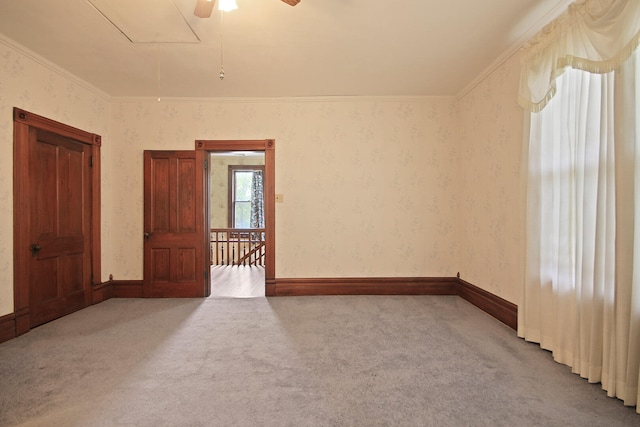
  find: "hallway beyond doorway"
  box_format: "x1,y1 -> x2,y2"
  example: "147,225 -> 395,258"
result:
210,265 -> 265,298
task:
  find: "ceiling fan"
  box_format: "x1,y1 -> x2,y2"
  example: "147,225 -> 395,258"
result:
194,0 -> 300,18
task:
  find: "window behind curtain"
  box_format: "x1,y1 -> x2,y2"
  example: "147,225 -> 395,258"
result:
522,48 -> 640,410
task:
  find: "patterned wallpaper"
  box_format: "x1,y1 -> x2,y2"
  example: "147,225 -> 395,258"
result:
0,35 -> 527,316
109,97 -> 460,279
457,53 -> 526,303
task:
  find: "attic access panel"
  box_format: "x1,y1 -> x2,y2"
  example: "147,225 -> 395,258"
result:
87,0 -> 200,43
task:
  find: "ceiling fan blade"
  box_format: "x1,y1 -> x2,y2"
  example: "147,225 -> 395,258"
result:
281,0 -> 300,5
194,0 -> 216,18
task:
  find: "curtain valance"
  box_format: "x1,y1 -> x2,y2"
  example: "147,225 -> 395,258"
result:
518,0 -> 640,112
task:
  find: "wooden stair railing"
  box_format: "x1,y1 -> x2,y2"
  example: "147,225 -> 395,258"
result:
236,241 -> 265,266
210,228 -> 265,266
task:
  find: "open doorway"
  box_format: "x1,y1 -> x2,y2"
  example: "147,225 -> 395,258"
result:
209,151 -> 265,297
196,139 -> 276,297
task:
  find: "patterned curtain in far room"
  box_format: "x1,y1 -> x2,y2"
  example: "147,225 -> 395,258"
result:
250,170 -> 264,229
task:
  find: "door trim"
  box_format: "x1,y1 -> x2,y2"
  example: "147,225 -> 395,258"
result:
13,108 -> 101,335
196,139 -> 276,296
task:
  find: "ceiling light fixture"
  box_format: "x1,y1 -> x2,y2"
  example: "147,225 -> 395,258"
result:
218,0 -> 237,80
218,0 -> 238,12
219,12 -> 225,80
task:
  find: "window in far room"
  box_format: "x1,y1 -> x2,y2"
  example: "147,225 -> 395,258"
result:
228,165 -> 265,229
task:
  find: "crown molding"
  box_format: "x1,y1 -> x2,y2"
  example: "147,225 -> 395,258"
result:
111,95 -> 457,104
0,33 -> 111,101
456,0 -> 573,100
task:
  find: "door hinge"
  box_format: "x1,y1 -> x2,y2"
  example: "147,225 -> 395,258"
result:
90,156 -> 94,167
204,270 -> 209,280
204,158 -> 208,170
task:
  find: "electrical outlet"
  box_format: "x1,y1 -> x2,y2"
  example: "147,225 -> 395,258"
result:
275,194 -> 284,203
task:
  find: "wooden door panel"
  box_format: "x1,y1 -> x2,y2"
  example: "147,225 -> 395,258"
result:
151,158 -> 171,232
144,150 -> 205,298
150,248 -> 170,282
29,255 -> 85,325
31,258 -> 57,302
176,248 -> 196,281
60,254 -> 84,293
32,141 -> 58,237
176,158 -> 196,233
61,149 -> 85,234
36,236 -> 84,259
28,128 -> 91,327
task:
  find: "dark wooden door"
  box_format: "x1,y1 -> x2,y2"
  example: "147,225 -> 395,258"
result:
143,150 -> 207,297
28,129 -> 92,327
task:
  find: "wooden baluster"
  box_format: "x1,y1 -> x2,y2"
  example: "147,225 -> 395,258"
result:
247,231 -> 251,266
254,231 -> 257,266
216,231 -> 220,265
254,231 -> 258,266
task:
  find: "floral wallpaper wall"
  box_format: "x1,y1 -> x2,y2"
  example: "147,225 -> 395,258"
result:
457,53 -> 526,303
110,97 -> 461,279
0,37 -> 111,316
0,34 -> 528,318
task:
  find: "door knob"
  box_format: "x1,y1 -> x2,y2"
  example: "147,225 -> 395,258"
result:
144,232 -> 150,240
30,243 -> 41,257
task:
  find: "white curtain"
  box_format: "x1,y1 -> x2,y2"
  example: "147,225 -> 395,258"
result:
518,0 -> 640,412
519,0 -> 640,112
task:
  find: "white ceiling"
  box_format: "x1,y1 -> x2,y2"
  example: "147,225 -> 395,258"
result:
0,0 -> 571,98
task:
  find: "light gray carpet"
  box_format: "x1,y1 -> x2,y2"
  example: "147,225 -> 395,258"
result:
0,296 -> 638,426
